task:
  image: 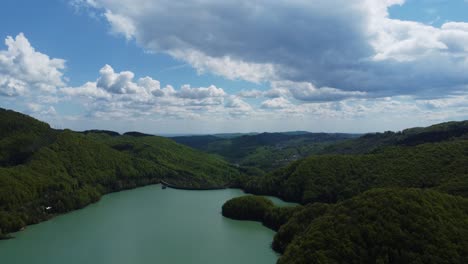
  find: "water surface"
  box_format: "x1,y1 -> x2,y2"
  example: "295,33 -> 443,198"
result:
0,186 -> 285,264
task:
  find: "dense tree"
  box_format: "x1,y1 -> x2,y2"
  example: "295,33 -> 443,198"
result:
222,120 -> 468,263
222,195 -> 301,231
223,190 -> 468,264
173,132 -> 357,172
0,108 -> 240,235
242,140 -> 468,203
277,189 -> 468,264
320,120 -> 468,155
222,196 -> 274,221
3,107 -> 468,264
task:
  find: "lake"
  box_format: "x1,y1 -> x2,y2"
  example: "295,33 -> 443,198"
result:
0,185 -> 294,264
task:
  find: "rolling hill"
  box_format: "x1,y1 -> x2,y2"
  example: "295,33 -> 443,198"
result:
220,119 -> 468,263
0,108 -> 239,236
172,132 -> 359,172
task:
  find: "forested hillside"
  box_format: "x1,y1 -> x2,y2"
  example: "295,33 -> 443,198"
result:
276,188 -> 468,263
3,107 -> 468,264
242,140 -> 468,203
172,132 -> 358,172
221,120 -> 468,264
172,120 -> 468,175
0,108 -> 239,237
320,120 -> 468,154
223,189 -> 468,263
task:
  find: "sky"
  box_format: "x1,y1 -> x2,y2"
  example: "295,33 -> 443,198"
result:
1,0 -> 468,134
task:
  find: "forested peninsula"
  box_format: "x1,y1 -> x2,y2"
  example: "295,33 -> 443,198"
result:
220,120 -> 468,263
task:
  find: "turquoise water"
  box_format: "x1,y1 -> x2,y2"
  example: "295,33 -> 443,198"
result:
0,186 -> 288,264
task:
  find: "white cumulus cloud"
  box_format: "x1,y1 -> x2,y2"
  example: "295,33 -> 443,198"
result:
176,84 -> 226,99
272,81 -> 367,102
0,33 -> 66,96
261,97 -> 291,109
75,0 -> 468,99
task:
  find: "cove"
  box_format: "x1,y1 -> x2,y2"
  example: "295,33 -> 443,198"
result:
0,185 -> 292,264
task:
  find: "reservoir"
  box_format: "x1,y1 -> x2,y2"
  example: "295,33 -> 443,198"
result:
0,185 -> 293,264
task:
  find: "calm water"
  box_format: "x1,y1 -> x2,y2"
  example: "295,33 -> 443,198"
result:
0,185 -> 294,264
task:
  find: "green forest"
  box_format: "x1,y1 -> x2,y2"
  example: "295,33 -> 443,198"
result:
276,188 -> 468,263
241,139 -> 468,203
223,189 -> 468,263
220,120 -> 468,263
172,132 -> 358,172
222,195 -> 300,231
2,107 -> 468,263
0,108 -> 239,236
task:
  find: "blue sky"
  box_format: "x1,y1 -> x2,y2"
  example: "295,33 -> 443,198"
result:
1,0 -> 468,134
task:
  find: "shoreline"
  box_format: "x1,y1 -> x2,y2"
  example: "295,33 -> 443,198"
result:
1,181 -> 233,239
160,180 -> 231,190
1,181 -> 292,239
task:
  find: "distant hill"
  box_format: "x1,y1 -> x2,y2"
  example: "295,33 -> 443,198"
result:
172,132 -> 359,172
277,131 -> 312,136
320,120 -> 468,154
239,120 -> 468,204
243,138 -> 468,203
213,132 -> 259,139
170,135 -> 223,149
123,131 -> 154,137
0,108 -> 239,236
172,120 -> 468,172
81,129 -> 121,137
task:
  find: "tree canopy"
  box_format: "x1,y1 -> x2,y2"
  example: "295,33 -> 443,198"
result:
0,108 -> 239,234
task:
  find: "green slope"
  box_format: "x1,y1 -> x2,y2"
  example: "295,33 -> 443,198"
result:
0,108 -> 239,236
84,132 -> 240,187
172,132 -> 358,172
0,109 -> 55,167
242,139 -> 468,203
222,195 -> 301,231
277,188 -> 468,264
222,189 -> 468,264
221,120 -> 468,263
321,120 -> 468,154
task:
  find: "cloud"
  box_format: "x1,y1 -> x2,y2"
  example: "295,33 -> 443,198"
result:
59,64 -> 245,119
271,81 -> 367,102
0,33 -> 66,96
224,96 -> 252,116
237,81 -> 366,102
104,10 -> 136,40
176,84 -> 225,99
76,0 -> 468,99
97,64 -> 139,94
237,89 -> 263,98
26,103 -> 57,116
26,102 -> 43,113
12,59 -> 468,132
138,76 -> 164,97
4,15 -> 468,133
169,49 -> 277,83
439,22 -> 468,53
0,76 -> 27,96
261,97 -> 291,109
61,82 -> 111,99
264,87 -> 290,98
237,88 -> 290,99
70,0 -> 99,9
63,64 -> 165,101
